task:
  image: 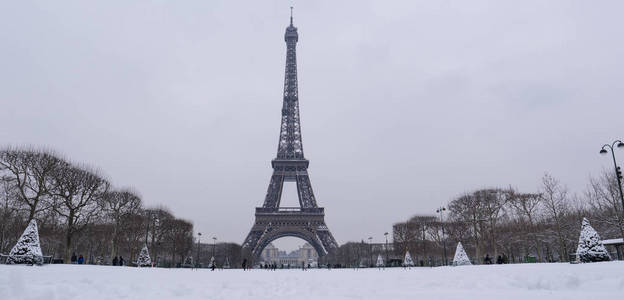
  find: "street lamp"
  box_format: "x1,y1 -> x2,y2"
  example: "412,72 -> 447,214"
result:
196,232 -> 202,268
384,232 -> 389,267
600,140 -> 624,214
436,206 -> 448,266
212,237 -> 217,267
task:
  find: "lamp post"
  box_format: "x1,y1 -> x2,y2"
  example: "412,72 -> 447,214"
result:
196,232 -> 201,268
600,140 -> 624,213
368,237 -> 373,267
436,206 -> 447,266
384,232 -> 389,267
212,237 -> 217,266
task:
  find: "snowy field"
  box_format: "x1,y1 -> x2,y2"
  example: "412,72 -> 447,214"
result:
1,262 -> 623,300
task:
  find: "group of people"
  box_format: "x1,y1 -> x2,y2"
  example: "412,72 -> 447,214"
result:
112,256 -> 125,266
70,253 -> 126,266
256,262 -> 313,271
260,262 -> 279,271
70,253 -> 84,264
483,253 -> 509,264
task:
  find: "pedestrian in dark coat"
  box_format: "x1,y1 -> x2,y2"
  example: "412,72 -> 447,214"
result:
112,256 -> 118,266
119,256 -> 124,266
78,255 -> 84,264
71,253 -> 78,264
242,259 -> 247,271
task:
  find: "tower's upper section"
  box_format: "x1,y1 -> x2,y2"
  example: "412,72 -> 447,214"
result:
284,14 -> 298,42
275,9 -> 305,161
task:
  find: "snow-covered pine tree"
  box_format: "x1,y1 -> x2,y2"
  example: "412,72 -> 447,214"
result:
452,242 -> 471,266
576,218 -> 610,263
7,219 -> 43,265
209,256 -> 215,268
136,244 -> 152,267
184,256 -> 193,267
403,251 -> 414,267
376,254 -> 384,267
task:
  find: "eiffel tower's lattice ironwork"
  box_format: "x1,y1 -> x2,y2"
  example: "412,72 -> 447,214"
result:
242,11 -> 338,261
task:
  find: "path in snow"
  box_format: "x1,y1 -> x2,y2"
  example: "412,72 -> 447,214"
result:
1,261 -> 623,300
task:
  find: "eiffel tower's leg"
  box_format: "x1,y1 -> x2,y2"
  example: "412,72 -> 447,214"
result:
316,226 -> 339,252
296,173 -> 317,208
262,173 -> 284,208
242,230 -> 262,255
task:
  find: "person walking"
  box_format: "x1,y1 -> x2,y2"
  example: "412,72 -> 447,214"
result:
71,253 -> 77,264
112,256 -> 118,266
78,255 -> 84,264
119,256 -> 124,266
242,259 -> 247,271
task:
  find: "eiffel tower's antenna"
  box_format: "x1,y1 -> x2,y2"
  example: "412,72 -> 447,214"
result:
290,6 -> 293,26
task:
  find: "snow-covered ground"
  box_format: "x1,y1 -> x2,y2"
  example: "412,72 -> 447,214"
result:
1,262 -> 623,300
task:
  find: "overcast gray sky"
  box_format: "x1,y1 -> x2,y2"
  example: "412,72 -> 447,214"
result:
2,1 -> 624,251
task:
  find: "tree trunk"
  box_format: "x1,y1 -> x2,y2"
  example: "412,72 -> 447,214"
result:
554,215 -> 567,262
472,222 -> 480,263
110,218 -> 119,259
64,211 -> 74,264
490,220 -> 497,258
27,202 -> 36,223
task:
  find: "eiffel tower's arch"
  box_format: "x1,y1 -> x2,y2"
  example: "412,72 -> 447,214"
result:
253,229 -> 325,261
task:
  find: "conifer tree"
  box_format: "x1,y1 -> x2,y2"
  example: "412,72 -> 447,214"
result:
209,256 -> 215,268
184,256 -> 193,267
452,242 -> 472,266
576,218 -> 610,263
136,244 -> 152,267
7,219 -> 43,265
376,254 -> 384,267
403,251 -> 414,267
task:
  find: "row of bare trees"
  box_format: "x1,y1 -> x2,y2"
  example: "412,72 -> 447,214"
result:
392,172 -> 623,265
0,147 -> 197,265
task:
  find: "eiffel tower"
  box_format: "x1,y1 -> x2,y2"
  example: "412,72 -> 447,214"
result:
242,10 -> 338,261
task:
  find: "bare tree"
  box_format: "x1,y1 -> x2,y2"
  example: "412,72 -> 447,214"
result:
167,218 -> 193,265
101,189 -> 142,260
508,191 -> 542,261
146,207 -> 175,265
587,171 -> 624,239
448,192 -> 485,262
539,173 -> 570,261
479,188 -> 510,258
0,177 -> 19,253
408,215 -> 437,264
120,211 -> 146,263
51,163 -> 110,263
0,148 -> 61,221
